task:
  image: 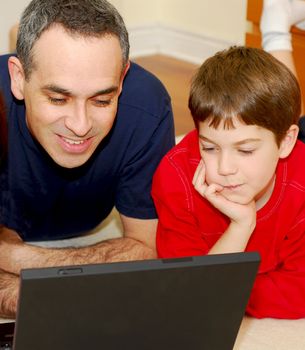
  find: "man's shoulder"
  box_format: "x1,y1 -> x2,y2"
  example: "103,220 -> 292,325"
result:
0,54 -> 14,104
0,54 -> 12,81
0,54 -> 11,66
119,62 -> 171,118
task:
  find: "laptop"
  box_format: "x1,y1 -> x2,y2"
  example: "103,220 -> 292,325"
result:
0,251 -> 260,350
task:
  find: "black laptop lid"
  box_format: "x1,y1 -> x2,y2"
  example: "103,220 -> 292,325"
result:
13,252 -> 260,350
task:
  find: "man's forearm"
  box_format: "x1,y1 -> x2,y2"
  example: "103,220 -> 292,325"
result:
0,270 -> 18,318
7,236 -> 156,275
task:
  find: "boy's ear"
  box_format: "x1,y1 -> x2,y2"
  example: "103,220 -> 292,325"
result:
8,56 -> 26,101
279,124 -> 299,159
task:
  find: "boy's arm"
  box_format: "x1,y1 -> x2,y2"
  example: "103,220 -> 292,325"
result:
152,153 -> 256,257
192,160 -> 256,255
152,155 -> 214,258
0,218 -> 157,276
246,219 -> 305,319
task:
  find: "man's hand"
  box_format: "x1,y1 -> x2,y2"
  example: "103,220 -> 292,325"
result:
0,227 -> 22,245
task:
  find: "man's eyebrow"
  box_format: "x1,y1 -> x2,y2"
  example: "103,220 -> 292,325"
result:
41,85 -> 73,96
41,84 -> 119,97
199,135 -> 261,145
91,86 -> 119,97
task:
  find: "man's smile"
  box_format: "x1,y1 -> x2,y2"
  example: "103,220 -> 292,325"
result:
57,134 -> 94,153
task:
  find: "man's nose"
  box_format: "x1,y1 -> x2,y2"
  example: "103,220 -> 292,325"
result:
65,103 -> 93,137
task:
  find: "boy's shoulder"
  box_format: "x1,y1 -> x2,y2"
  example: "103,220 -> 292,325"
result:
288,140 -> 305,163
153,130 -> 200,191
167,130 -> 200,159
157,130 -> 201,177
284,140 -> 305,184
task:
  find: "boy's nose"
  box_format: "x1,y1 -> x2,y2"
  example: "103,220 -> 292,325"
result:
217,153 -> 237,176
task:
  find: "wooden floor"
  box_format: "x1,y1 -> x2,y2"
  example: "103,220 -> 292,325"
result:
133,55 -> 199,136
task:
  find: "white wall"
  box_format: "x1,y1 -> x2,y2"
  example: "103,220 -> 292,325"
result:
0,0 -> 247,62
0,0 -> 31,54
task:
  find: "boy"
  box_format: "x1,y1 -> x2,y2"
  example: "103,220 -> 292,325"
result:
152,46 -> 305,319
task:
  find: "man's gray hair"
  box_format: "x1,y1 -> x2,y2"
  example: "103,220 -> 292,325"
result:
16,0 -> 130,80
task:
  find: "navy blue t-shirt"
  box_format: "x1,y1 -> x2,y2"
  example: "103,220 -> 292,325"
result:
0,54 -> 175,241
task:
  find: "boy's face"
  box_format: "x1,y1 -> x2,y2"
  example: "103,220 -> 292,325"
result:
9,25 -> 129,168
198,117 -> 294,209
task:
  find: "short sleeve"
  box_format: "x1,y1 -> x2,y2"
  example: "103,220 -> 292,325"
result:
246,217 -> 305,318
115,62 -> 175,219
152,152 -> 210,258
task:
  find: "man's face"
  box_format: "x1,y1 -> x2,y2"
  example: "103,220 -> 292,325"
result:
14,25 -> 128,168
198,118 -> 286,209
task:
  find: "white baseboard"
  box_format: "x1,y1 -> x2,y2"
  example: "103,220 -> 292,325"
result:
129,24 -> 235,64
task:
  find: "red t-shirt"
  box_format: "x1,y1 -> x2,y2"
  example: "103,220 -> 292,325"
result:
152,129 -> 305,319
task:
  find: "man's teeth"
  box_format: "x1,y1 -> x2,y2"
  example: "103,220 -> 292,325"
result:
63,138 -> 84,145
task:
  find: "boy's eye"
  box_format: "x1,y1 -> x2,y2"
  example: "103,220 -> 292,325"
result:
201,146 -> 216,152
238,149 -> 254,155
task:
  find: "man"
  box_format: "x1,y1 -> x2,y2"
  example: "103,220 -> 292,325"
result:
260,0 -> 305,141
0,0 -> 174,317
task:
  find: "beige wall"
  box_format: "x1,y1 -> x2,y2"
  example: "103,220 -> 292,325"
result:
157,0 -> 247,44
118,0 -> 247,44
115,0 -> 159,25
0,0 -> 247,54
0,0 -> 30,54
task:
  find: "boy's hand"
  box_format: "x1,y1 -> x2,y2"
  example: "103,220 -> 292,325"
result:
192,160 -> 256,230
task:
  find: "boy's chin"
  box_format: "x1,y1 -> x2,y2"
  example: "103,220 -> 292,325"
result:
221,192 -> 253,206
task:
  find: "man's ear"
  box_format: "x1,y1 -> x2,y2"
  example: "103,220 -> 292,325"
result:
118,60 -> 130,94
8,56 -> 25,101
279,124 -> 299,159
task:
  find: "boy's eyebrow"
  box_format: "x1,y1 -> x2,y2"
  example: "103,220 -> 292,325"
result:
234,138 -> 262,146
199,135 -> 261,145
41,84 -> 119,97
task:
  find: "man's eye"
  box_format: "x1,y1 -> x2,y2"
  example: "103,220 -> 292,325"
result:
93,99 -> 111,107
48,97 -> 66,105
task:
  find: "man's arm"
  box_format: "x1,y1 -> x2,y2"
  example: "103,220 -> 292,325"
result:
0,217 -> 157,276
260,0 -> 304,112
0,269 -> 18,318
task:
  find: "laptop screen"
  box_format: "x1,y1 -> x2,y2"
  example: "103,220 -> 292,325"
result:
2,252 -> 260,350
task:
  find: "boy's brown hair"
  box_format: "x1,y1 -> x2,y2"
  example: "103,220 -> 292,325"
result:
188,46 -> 301,145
